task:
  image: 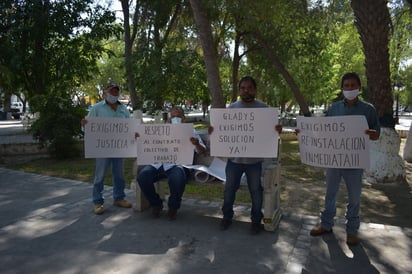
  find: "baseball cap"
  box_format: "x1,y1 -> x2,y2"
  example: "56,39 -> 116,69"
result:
105,82 -> 120,91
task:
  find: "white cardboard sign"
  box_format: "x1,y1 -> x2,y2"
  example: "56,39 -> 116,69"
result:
297,115 -> 370,169
183,157 -> 227,182
84,117 -> 139,158
209,108 -> 279,158
135,123 -> 195,165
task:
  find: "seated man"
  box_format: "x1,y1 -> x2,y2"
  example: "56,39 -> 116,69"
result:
136,107 -> 206,220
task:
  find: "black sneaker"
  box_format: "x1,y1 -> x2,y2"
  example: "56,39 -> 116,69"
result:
151,205 -> 163,218
219,219 -> 232,230
167,208 -> 178,221
250,223 -> 263,235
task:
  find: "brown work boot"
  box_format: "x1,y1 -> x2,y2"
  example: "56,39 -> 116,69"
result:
346,234 -> 360,246
310,226 -> 333,236
113,199 -> 132,208
167,208 -> 178,221
94,204 -> 105,215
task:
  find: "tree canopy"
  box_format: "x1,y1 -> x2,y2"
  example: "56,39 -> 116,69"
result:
1,0 -> 411,116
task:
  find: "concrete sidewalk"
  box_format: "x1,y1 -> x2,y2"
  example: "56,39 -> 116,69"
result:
0,168 -> 411,274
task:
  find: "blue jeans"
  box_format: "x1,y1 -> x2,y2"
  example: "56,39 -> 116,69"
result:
137,165 -> 187,209
321,168 -> 363,234
92,158 -> 126,205
222,160 -> 263,224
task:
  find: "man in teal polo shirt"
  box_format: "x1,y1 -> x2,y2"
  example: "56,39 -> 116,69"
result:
81,82 -> 132,215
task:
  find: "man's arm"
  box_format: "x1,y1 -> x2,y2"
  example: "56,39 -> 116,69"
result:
190,134 -> 206,154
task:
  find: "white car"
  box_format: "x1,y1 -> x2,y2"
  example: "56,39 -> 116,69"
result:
11,102 -> 23,113
10,102 -> 24,119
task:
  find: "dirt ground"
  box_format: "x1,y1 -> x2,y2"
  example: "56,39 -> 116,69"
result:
280,162 -> 412,228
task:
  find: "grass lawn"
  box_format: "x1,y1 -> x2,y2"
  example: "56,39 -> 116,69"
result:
1,138 -> 323,204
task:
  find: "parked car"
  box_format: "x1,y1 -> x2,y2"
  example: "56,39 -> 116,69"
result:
11,102 -> 24,113
10,102 -> 23,120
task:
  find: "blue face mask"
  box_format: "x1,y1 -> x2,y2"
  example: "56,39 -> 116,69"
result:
171,117 -> 182,124
106,94 -> 119,104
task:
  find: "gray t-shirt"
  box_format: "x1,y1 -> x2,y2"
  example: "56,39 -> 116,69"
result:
228,99 -> 269,164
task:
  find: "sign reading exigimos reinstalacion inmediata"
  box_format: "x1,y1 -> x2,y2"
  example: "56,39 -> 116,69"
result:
297,115 -> 370,169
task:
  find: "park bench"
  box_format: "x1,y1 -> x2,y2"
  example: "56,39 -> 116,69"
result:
130,135 -> 282,232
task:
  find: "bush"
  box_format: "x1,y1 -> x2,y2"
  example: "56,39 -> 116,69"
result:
28,94 -> 87,159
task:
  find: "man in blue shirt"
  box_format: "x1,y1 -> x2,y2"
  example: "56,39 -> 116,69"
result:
137,107 -> 206,221
309,72 -> 380,245
81,82 -> 132,215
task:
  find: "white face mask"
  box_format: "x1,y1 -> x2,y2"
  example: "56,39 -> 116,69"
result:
106,94 -> 119,104
171,117 -> 182,124
342,89 -> 359,100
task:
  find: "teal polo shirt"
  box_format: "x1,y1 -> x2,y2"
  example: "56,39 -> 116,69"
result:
326,99 -> 380,133
87,100 -> 130,119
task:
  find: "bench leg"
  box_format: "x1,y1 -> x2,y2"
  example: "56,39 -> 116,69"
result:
262,164 -> 282,232
133,180 -> 151,212
133,179 -> 167,212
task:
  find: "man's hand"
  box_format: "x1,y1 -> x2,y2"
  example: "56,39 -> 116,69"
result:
190,137 -> 206,154
275,124 -> 282,134
365,129 -> 379,140
80,118 -> 88,127
190,137 -> 199,146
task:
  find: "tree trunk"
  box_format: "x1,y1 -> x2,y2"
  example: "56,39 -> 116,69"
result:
189,0 -> 225,108
231,32 -> 241,103
403,122 -> 412,162
364,128 -> 405,183
351,0 -> 405,183
253,32 -> 311,116
121,0 -> 140,109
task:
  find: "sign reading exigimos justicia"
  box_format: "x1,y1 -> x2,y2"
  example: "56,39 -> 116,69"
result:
84,117 -> 139,158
